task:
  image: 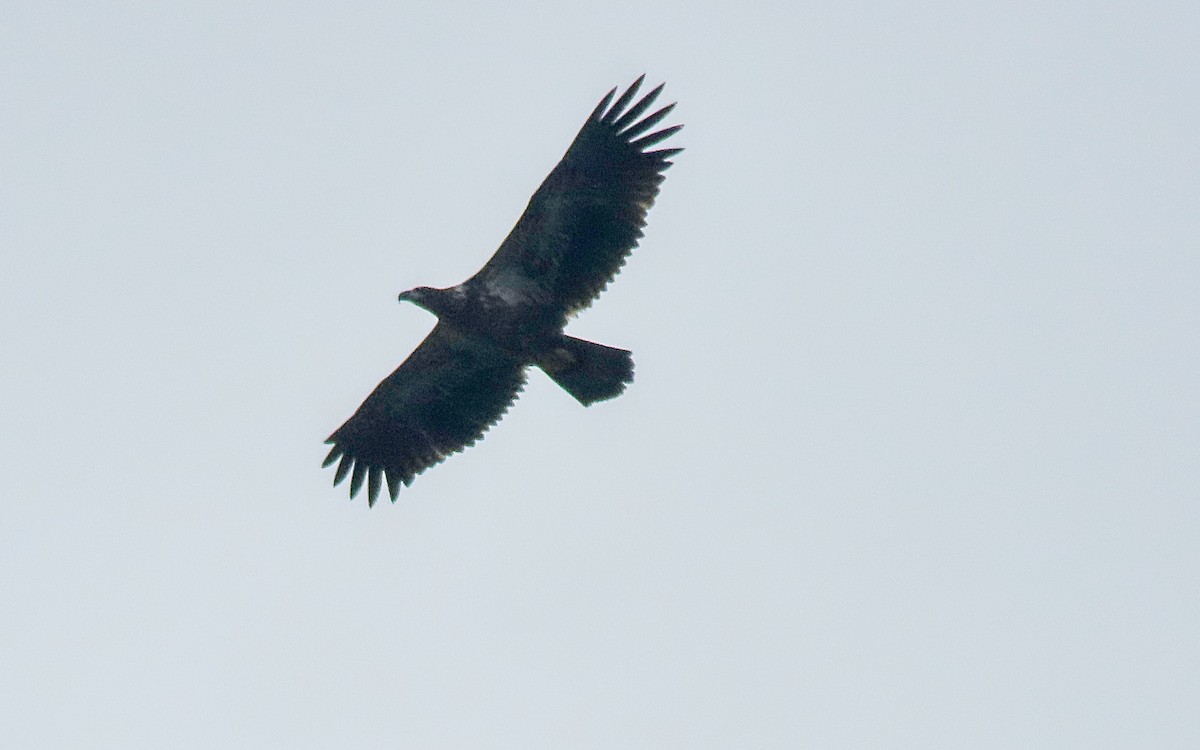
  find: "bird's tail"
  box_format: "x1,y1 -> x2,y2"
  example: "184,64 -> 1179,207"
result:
539,336 -> 634,406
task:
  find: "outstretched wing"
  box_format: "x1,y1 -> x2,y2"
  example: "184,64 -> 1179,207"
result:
322,324 -> 527,506
468,76 -> 683,317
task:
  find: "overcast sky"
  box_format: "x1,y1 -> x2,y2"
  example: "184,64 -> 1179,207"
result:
3,2 -> 1198,747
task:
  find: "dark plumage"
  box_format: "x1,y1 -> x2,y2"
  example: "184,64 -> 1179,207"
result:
322,77 -> 682,506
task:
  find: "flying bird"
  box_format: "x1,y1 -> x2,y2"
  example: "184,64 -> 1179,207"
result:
322,77 -> 682,506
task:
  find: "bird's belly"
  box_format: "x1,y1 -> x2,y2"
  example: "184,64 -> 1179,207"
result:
447,308 -> 561,361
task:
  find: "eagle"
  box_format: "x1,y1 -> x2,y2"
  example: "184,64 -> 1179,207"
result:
322,77 -> 682,506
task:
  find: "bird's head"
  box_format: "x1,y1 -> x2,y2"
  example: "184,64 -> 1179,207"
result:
398,286 -> 431,304
398,286 -> 447,316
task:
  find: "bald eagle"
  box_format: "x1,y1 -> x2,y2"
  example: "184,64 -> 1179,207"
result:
322,77 -> 682,506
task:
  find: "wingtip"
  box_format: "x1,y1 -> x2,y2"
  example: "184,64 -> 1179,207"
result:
333,454 -> 353,485
590,86 -> 618,121
367,467 -> 382,507
620,101 -> 677,140
603,76 -> 646,123
349,462 -> 367,498
321,444 -> 342,468
630,123 -> 684,151
612,83 -> 666,133
650,146 -> 685,168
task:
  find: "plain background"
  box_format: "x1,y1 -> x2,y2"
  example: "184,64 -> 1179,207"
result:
3,2 -> 1197,747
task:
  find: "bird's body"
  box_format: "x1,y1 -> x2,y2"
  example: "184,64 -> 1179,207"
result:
322,77 -> 682,505
400,284 -> 559,358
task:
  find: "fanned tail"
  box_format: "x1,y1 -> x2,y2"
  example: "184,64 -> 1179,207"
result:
539,336 -> 634,406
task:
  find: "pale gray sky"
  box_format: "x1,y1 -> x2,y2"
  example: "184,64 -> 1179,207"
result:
3,2 -> 1198,747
